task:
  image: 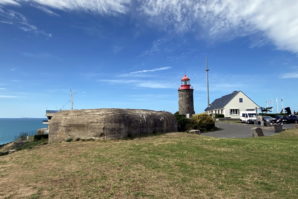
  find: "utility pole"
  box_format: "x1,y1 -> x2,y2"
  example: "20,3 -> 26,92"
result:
205,57 -> 210,107
276,98 -> 279,113
281,98 -> 284,112
70,89 -> 74,110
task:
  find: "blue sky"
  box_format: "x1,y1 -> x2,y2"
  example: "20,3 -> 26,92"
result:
0,0 -> 298,118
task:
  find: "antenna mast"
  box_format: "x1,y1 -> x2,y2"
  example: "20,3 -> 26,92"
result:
70,89 -> 74,110
205,57 -> 210,107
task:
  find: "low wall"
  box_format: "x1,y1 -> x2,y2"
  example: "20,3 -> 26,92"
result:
49,109 -> 177,143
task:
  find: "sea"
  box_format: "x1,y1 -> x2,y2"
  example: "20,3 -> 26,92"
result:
0,118 -> 46,145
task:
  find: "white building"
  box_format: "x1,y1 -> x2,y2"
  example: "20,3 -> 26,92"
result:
205,91 -> 260,119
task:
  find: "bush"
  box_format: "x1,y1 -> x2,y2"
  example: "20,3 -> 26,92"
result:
34,134 -> 48,141
213,114 -> 224,118
15,132 -> 29,141
174,112 -> 192,132
174,112 -> 216,132
191,114 -> 215,131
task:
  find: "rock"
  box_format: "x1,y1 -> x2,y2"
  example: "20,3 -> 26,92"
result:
274,124 -> 283,133
49,108 -> 177,143
8,149 -> 16,154
0,151 -> 9,156
37,128 -> 49,135
187,129 -> 201,134
65,138 -> 73,142
252,127 -> 264,137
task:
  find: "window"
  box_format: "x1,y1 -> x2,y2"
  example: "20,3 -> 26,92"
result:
239,98 -> 243,103
182,80 -> 190,85
230,109 -> 239,115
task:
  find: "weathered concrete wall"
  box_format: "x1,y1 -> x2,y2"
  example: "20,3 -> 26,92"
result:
178,89 -> 195,116
49,109 -> 177,143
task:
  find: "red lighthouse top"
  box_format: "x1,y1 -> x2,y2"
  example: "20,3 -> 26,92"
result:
179,75 -> 192,90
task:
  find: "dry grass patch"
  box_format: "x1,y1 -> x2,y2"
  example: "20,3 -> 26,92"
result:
0,131 -> 298,198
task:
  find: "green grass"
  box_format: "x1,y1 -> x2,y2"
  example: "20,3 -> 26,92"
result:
0,129 -> 298,198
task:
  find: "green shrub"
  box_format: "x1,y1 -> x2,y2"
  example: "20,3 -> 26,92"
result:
214,114 -> 224,118
191,114 -> 215,131
34,134 -> 48,141
16,132 -> 29,141
174,112 -> 192,132
174,112 -> 216,132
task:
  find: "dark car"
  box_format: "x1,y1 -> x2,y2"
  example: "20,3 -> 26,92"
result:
263,116 -> 277,126
285,115 -> 298,123
274,115 -> 287,123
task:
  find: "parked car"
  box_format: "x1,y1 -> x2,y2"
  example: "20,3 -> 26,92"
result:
263,116 -> 277,126
274,115 -> 287,123
285,115 -> 298,123
240,111 -> 257,124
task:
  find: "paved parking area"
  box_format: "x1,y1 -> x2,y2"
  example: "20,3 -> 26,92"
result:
204,121 -> 296,138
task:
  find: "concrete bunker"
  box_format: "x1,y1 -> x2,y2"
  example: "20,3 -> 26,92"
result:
49,108 -> 177,143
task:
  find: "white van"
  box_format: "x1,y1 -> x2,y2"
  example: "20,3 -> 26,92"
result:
240,111 -> 257,123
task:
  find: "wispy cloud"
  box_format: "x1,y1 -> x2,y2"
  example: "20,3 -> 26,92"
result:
137,81 -> 175,89
99,79 -> 175,89
130,66 -> 171,74
2,1 -> 298,54
0,6 -> 52,37
280,72 -> 298,79
0,95 -> 17,98
0,87 -> 6,90
0,0 -> 19,6
1,0 -> 130,15
30,0 -> 129,14
119,66 -> 172,78
140,0 -> 298,53
33,4 -> 59,16
9,67 -> 16,72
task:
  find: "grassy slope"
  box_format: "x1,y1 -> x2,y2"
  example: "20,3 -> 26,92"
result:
0,130 -> 298,199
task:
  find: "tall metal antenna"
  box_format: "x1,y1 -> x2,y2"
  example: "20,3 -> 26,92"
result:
205,57 -> 210,107
70,89 -> 74,110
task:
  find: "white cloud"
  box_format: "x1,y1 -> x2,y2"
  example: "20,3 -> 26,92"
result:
0,95 -> 17,98
1,0 -> 130,15
280,72 -> 298,79
30,0 -> 130,14
0,6 -> 51,37
137,81 -> 175,89
33,4 -> 59,16
130,66 -> 171,74
140,0 -> 298,53
119,66 -> 172,77
0,0 -> 19,6
2,1 -> 298,53
99,79 -> 175,89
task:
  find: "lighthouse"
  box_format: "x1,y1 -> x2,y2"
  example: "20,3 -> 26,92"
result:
178,75 -> 195,117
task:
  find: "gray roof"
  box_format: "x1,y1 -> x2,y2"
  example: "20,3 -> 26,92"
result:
205,91 -> 239,111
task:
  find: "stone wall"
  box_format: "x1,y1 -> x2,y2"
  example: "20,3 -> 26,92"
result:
49,109 -> 177,143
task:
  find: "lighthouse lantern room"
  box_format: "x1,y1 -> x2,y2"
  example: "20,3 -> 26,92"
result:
179,75 -> 191,90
